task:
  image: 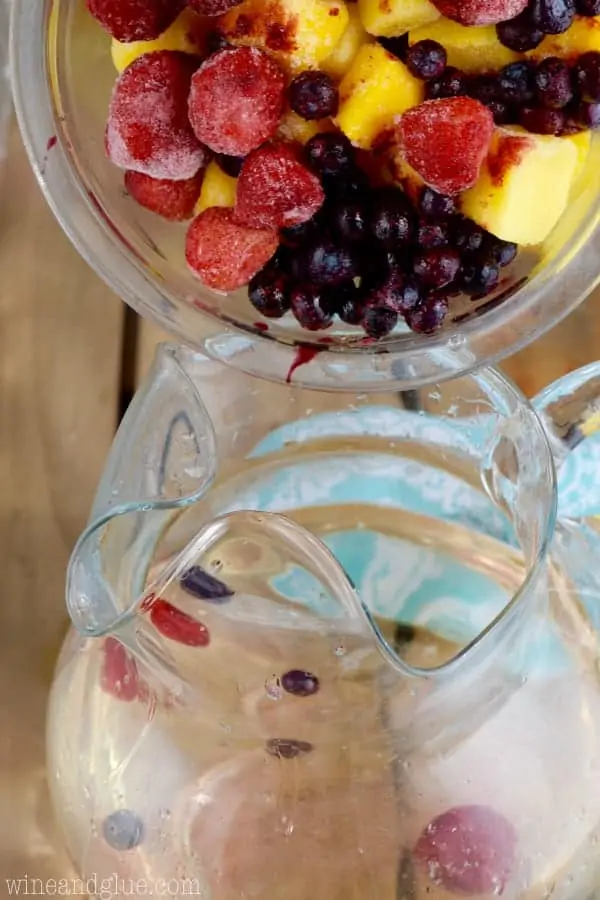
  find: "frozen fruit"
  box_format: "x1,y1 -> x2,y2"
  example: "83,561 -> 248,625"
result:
111,8 -> 206,73
186,207 -> 279,291
358,0 -> 440,39
277,110 -> 333,144
100,637 -> 140,702
529,18 -> 600,60
125,170 -> 203,220
417,218 -> 451,246
496,10 -> 544,51
426,64 -> 469,97
419,185 -> 457,216
413,246 -> 460,286
573,51 -> 600,100
530,0 -> 575,34
497,60 -> 536,103
106,51 -> 206,181
398,97 -> 494,194
305,132 -> 356,175
187,0 -> 243,15
411,18 -> 520,71
235,142 -> 325,230
461,127 -> 578,244
460,257 -> 500,292
335,44 -> 424,148
294,238 -> 358,284
535,55 -> 573,107
370,187 -> 415,247
414,805 -> 517,895
188,47 -> 285,156
289,71 -> 339,119
218,0 -> 349,72
195,160 -> 237,214
518,105 -> 565,133
406,39 -> 447,79
332,197 -> 369,242
249,264 -> 292,316
404,291 -> 448,331
87,0 -> 184,42
430,0 -> 528,26
322,5 -> 373,78
290,284 -> 335,328
362,304 -> 398,336
149,598 -> 211,647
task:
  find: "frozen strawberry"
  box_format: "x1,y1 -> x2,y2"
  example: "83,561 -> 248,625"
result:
235,142 -> 324,230
106,51 -> 206,181
186,207 -> 279,291
188,47 -> 285,156
149,598 -> 211,647
432,0 -> 528,24
414,805 -> 517,895
187,0 -> 243,15
125,170 -> 203,220
87,0 -> 184,41
398,98 -> 494,195
100,637 -> 140,702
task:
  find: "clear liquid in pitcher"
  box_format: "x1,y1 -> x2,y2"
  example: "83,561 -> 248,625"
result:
48,439 -> 600,900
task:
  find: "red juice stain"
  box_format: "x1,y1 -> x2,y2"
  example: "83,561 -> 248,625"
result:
488,134 -> 531,187
286,344 -> 321,383
254,321 -> 269,331
46,135 -> 57,153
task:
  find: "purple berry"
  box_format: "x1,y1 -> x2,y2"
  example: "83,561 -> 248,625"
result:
417,219 -> 450,248
488,100 -> 514,124
483,235 -> 517,267
498,61 -> 536,104
460,259 -> 500,295
215,153 -> 245,177
418,187 -> 456,218
289,70 -> 339,120
577,0 -> 600,13
266,738 -> 313,759
362,304 -> 398,338
406,40 -> 447,80
180,566 -> 233,602
413,248 -> 460,289
377,34 -> 409,61
404,294 -> 448,334
496,13 -> 544,52
574,52 -> 600,102
574,100 -> 600,127
452,218 -> 485,255
249,267 -> 292,318
332,198 -> 369,243
370,188 -> 414,248
102,810 -> 144,851
468,74 -> 501,105
535,57 -> 573,108
322,167 -> 369,202
290,284 -> 334,330
518,105 -> 565,134
281,669 -> 320,697
305,132 -> 355,176
426,66 -> 469,100
530,0 -> 575,34
296,239 -> 358,286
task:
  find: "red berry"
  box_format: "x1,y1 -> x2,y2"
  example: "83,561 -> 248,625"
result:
86,0 -> 184,41
149,598 -> 211,647
100,637 -> 140,702
235,142 -> 324,230
187,0 -> 243,15
125,170 -> 203,220
432,0 -> 528,24
398,98 -> 494,195
414,805 -> 517,895
106,51 -> 206,181
188,47 -> 285,156
186,207 -> 279,291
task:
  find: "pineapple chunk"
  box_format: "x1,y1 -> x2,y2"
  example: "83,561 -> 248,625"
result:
461,128 -> 578,246
335,44 -> 423,148
111,8 -> 205,73
219,0 -> 349,72
195,162 -> 237,215
527,16 -> 600,60
358,0 -> 439,39
564,130 -> 592,185
321,5 -> 373,79
409,18 -> 519,72
277,110 -> 334,143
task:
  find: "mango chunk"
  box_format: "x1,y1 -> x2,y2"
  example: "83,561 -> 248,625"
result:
195,162 -> 237,215
111,8 -> 205,73
322,5 -> 373,79
461,128 -> 578,246
527,16 -> 600,60
335,44 -> 423,148
409,18 -> 519,72
219,0 -> 349,72
358,0 -> 439,38
276,110 -> 334,143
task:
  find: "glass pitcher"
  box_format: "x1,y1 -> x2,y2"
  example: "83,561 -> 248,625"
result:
48,345 -> 600,900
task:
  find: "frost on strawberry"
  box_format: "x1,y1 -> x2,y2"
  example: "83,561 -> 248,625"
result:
125,170 -> 204,220
397,97 -> 494,195
106,51 -> 207,180
188,47 -> 285,156
186,206 -> 279,291
87,0 -> 184,41
235,142 -> 325,229
431,0 -> 528,25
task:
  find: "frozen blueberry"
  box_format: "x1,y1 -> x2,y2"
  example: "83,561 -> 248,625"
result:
249,267 -> 292,318
573,100 -> 600,127
266,738 -> 314,759
417,219 -> 450,248
102,810 -> 144,851
289,70 -> 339,120
496,12 -> 544,52
518,105 -> 565,134
404,293 -> 449,334
332,198 -> 369,243
573,52 -> 600,102
281,669 -> 320,696
290,284 -> 334,330
215,153 -> 245,177
305,133 -> 355,177
460,259 -> 500,295
530,0 -> 575,34
418,187 -> 457,218
467,74 -> 501,105
426,66 -> 469,99
413,248 -> 460,289
498,61 -> 536,105
482,234 -> 518,267
362,305 -> 398,338
535,57 -> 573,108
295,239 -> 358,286
406,40 -> 447,80
452,217 -> 485,254
370,188 -> 414,248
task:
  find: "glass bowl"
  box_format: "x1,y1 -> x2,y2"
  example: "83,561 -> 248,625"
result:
10,0 -> 600,389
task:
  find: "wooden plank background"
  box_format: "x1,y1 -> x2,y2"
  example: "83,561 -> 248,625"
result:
1,117 -> 600,890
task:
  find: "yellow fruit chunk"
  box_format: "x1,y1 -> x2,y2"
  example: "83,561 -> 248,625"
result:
334,44 -> 423,148
276,110 -> 333,143
409,18 -> 519,72
195,162 -> 237,215
527,16 -> 600,60
219,0 -> 349,72
322,5 -> 373,78
358,0 -> 439,39
461,128 -> 578,246
111,9 -> 206,73
564,130 -> 592,185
